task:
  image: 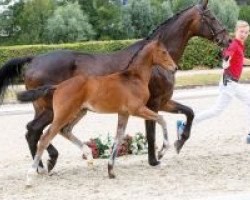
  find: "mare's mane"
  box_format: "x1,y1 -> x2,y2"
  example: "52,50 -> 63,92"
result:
123,5 -> 196,72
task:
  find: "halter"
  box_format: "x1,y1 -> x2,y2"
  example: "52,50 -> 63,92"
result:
198,8 -> 226,42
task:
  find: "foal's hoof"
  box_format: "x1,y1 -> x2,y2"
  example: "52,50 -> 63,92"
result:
87,159 -> 94,169
158,144 -> 170,160
25,168 -> 37,187
174,140 -> 184,154
158,152 -> 164,160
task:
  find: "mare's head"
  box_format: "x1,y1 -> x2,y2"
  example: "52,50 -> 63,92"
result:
192,0 -> 231,46
150,41 -> 177,72
149,0 -> 231,48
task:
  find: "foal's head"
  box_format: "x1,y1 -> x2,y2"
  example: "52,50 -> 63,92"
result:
150,41 -> 178,72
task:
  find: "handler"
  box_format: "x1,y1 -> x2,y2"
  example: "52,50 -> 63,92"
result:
178,20 -> 250,144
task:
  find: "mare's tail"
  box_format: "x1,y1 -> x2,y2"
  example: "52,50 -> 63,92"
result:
17,85 -> 56,102
0,56 -> 34,104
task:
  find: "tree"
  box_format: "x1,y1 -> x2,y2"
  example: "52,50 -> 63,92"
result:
151,0 -> 173,25
171,0 -> 198,13
46,2 -> 95,43
121,0 -> 155,38
239,6 -> 250,25
209,0 -> 239,31
17,0 -> 55,43
0,1 -> 32,45
77,0 -> 123,40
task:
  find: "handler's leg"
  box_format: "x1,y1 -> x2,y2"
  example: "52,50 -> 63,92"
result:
194,85 -> 233,124
234,83 -> 250,142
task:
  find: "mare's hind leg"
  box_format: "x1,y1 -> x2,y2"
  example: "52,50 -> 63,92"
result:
60,109 -> 93,162
108,114 -> 129,179
134,106 -> 170,160
26,123 -> 61,186
26,108 -> 59,173
160,100 -> 194,154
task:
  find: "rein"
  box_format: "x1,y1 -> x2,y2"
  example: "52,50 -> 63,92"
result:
198,8 -> 226,42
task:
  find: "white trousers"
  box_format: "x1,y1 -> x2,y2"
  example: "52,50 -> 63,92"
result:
194,79 -> 250,131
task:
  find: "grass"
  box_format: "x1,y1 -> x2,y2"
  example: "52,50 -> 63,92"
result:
3,70 -> 250,102
176,70 -> 250,88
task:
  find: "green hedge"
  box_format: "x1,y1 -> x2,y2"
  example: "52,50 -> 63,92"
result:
239,6 -> 250,25
1,38 -> 250,70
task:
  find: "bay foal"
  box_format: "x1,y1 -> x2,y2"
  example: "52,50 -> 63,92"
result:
19,40 -> 177,184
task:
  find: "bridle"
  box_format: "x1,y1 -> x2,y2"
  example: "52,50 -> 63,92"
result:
198,7 -> 226,42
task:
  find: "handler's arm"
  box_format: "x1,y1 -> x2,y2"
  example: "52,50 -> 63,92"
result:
244,57 -> 250,66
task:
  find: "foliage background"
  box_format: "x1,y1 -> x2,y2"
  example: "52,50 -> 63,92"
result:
0,0 -> 241,45
0,0 -> 249,70
1,37 -> 250,70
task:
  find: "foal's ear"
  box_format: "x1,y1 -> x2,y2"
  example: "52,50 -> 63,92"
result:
199,0 -> 209,9
155,40 -> 162,48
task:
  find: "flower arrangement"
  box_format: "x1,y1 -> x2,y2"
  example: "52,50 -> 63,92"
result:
86,132 -> 148,159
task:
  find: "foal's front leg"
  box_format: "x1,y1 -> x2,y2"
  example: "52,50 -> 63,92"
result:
108,114 -> 129,179
134,106 -> 170,160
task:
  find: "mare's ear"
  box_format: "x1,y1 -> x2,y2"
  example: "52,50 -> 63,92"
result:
199,0 -> 209,10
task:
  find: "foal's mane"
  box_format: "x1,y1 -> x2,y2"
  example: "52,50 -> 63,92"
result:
123,4 -> 196,71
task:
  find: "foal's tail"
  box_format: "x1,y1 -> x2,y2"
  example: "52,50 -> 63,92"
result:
17,85 -> 56,102
0,56 -> 34,104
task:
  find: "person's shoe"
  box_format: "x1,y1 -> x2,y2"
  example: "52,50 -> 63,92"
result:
176,120 -> 185,140
246,134 -> 250,144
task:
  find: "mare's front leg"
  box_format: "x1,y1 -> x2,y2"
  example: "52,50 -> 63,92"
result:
145,120 -> 159,166
160,100 -> 194,154
108,114 -> 129,179
145,99 -> 161,166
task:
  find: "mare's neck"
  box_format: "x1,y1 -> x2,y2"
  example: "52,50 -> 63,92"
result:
155,10 -> 196,63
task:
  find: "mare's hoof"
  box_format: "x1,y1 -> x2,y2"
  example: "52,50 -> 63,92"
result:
108,164 -> 116,179
174,140 -> 184,154
109,173 -> 116,179
47,157 -> 58,173
37,166 -> 47,175
148,159 -> 160,166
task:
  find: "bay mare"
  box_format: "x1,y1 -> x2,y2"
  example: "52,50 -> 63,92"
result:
18,40 -> 177,184
0,0 -> 231,172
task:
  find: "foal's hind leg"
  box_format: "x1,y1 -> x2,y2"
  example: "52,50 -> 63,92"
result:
108,114 -> 129,179
134,106 -> 170,160
26,108 -> 59,173
60,109 -> 93,162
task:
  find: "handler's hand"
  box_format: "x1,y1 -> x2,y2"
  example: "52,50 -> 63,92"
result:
222,56 -> 231,69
